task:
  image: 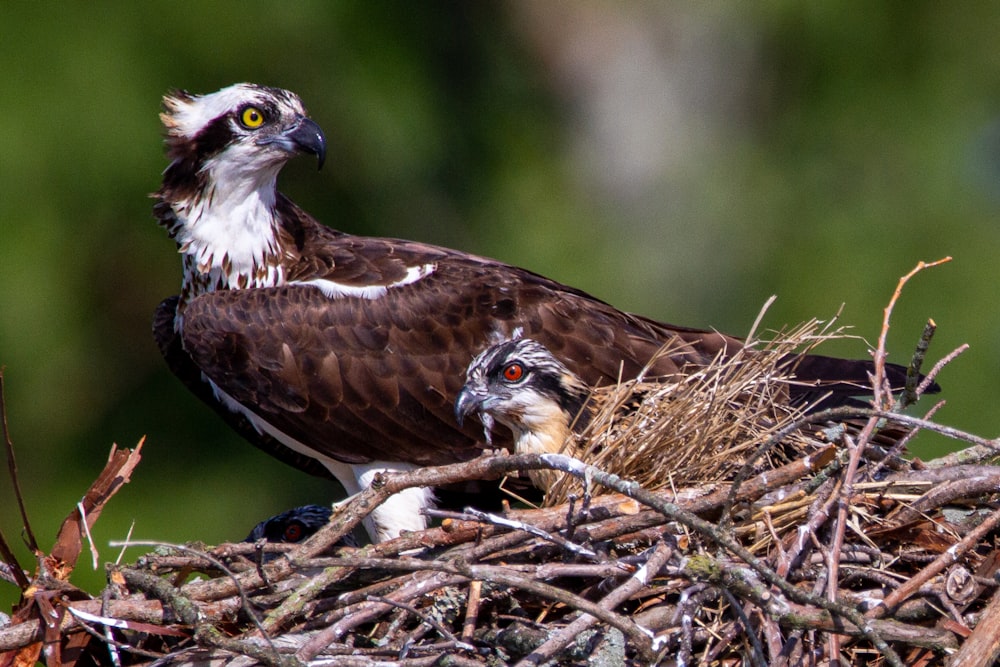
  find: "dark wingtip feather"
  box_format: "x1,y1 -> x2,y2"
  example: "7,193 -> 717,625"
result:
789,353 -> 940,406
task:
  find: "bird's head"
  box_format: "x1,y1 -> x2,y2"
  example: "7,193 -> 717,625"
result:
159,83 -> 326,198
244,504 -> 333,544
244,504 -> 356,558
455,338 -> 591,444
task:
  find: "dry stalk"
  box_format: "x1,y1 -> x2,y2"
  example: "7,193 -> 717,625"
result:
546,315 -> 848,505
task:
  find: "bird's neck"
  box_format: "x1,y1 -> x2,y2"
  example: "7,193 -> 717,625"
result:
517,382 -> 591,491
504,374 -> 592,457
513,421 -> 575,492
510,407 -> 574,459
157,158 -> 288,303
559,377 -> 593,431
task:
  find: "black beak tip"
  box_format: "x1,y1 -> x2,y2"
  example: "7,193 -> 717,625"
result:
314,133 -> 326,170
289,117 -> 327,171
454,389 -> 477,426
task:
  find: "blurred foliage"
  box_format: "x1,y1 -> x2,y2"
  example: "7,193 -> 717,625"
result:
1,1 -> 999,608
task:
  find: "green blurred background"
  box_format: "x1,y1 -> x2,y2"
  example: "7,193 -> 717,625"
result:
2,2 -> 998,606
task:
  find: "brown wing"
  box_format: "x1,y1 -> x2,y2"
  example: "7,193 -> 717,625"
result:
176,237 -> 740,467
153,295 -> 336,479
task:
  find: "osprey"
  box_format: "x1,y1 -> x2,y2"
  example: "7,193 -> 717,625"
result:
153,83 -> 922,542
245,504 -> 335,544
244,504 -> 356,558
454,338 -> 593,490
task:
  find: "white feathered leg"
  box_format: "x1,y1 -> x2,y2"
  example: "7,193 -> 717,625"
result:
325,460 -> 435,543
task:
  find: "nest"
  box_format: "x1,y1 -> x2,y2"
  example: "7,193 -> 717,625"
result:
544,317 -> 835,506
5,273 -> 1000,666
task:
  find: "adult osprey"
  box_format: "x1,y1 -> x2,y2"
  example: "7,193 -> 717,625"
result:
153,83 -> 919,542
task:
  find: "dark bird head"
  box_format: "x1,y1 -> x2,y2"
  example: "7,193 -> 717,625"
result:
244,504 -> 357,559
244,504 -> 333,544
455,338 -> 591,448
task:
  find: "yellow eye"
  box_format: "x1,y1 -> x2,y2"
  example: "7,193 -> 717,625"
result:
239,106 -> 265,129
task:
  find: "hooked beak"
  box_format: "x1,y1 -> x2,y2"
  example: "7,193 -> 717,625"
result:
454,386 -> 486,427
260,116 -> 327,170
454,386 -> 496,446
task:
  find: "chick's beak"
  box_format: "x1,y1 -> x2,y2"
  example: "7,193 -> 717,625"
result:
454,386 -> 487,427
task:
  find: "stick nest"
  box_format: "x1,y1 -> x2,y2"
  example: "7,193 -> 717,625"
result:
3,308 -> 1000,667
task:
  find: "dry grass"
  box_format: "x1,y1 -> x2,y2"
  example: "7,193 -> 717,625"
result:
546,315 -> 847,505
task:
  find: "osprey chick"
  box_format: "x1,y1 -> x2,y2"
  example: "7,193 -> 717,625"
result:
244,504 -> 333,544
153,84 -> 931,543
455,338 -> 593,490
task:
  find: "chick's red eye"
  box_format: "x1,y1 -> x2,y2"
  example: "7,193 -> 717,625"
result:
283,522 -> 306,542
502,363 -> 524,382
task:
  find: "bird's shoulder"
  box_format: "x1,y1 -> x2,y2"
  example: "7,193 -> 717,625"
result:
275,197 -> 594,296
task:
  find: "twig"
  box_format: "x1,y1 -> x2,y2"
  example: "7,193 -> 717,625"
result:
0,369 -> 34,588
460,580 -> 481,644
762,406 -> 998,456
873,257 -> 952,410
948,583 -> 1000,667
365,595 -> 473,651
64,607 -> 167,661
865,400 -> 943,481
0,524 -> 28,590
781,478 -> 839,578
919,343 -> 968,395
77,502 -> 100,571
924,441 -> 1000,469
899,319 -> 936,409
722,589 -> 768,667
747,295 -> 779,341
537,453 -> 906,667
516,540 -> 674,665
112,540 -> 276,657
296,558 -> 658,663
119,567 -> 296,667
868,504 -> 1000,619
827,430 -> 866,661
296,571 -> 465,660
458,507 -> 599,560
883,467 -> 1000,526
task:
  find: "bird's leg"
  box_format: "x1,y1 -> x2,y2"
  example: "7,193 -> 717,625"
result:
351,461 -> 435,543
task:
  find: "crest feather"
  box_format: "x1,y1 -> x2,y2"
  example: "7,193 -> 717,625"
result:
160,88 -> 196,138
